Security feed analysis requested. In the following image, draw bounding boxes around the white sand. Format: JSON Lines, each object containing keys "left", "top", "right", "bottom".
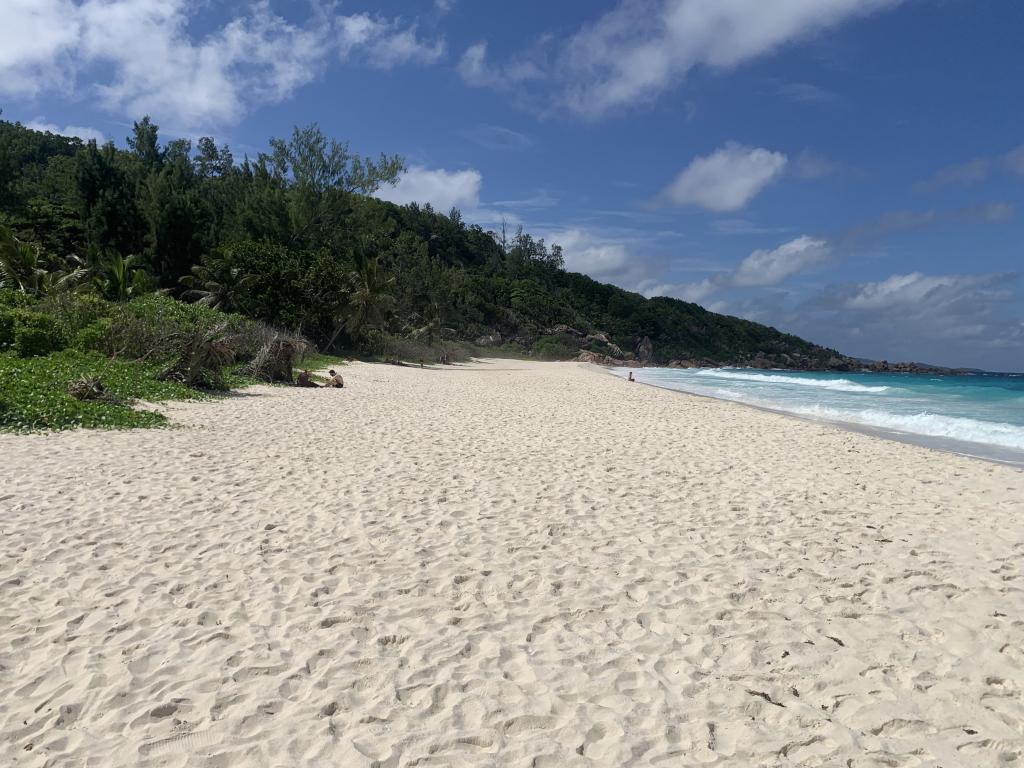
{"left": 2, "top": 359, "right": 1023, "bottom": 767}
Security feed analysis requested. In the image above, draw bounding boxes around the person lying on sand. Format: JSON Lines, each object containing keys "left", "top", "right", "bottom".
{"left": 296, "top": 370, "right": 321, "bottom": 388}
{"left": 324, "top": 370, "right": 345, "bottom": 388}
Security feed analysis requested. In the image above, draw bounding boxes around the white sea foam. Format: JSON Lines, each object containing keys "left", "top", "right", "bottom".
{"left": 692, "top": 368, "right": 890, "bottom": 393}
{"left": 624, "top": 366, "right": 1024, "bottom": 455}
{"left": 789, "top": 406, "right": 1024, "bottom": 451}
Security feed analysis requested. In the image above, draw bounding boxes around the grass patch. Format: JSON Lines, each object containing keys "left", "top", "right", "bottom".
{"left": 0, "top": 349, "right": 203, "bottom": 432}
{"left": 297, "top": 352, "right": 349, "bottom": 372}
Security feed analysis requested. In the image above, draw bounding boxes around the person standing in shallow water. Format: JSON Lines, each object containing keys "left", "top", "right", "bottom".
{"left": 628, "top": 371, "right": 635, "bottom": 382}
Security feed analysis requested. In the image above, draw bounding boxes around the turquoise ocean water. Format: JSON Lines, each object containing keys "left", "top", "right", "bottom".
{"left": 614, "top": 367, "right": 1024, "bottom": 466}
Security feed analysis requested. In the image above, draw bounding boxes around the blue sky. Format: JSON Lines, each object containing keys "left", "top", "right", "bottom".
{"left": 2, "top": 0, "right": 1022, "bottom": 370}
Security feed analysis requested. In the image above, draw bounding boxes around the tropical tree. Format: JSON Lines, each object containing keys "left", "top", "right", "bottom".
{"left": 267, "top": 123, "right": 405, "bottom": 195}
{"left": 322, "top": 245, "right": 394, "bottom": 352}
{"left": 179, "top": 259, "right": 254, "bottom": 312}
{"left": 406, "top": 298, "right": 448, "bottom": 348}
{"left": 94, "top": 252, "right": 150, "bottom": 301}
{"left": 345, "top": 249, "right": 395, "bottom": 334}
{"left": 0, "top": 225, "right": 47, "bottom": 294}
{"left": 0, "top": 225, "right": 88, "bottom": 295}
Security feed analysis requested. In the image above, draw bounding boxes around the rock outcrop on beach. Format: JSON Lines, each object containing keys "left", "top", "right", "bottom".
{"left": 575, "top": 350, "right": 629, "bottom": 366}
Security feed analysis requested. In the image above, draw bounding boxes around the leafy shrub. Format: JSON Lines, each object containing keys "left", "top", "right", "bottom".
{"left": 533, "top": 333, "right": 580, "bottom": 360}
{"left": 387, "top": 336, "right": 477, "bottom": 364}
{"left": 0, "top": 289, "right": 36, "bottom": 309}
{"left": 104, "top": 294, "right": 228, "bottom": 361}
{"left": 358, "top": 328, "right": 386, "bottom": 357}
{"left": 74, "top": 317, "right": 113, "bottom": 352}
{"left": 0, "top": 309, "right": 14, "bottom": 350}
{"left": 11, "top": 311, "right": 66, "bottom": 357}
{"left": 0, "top": 349, "right": 199, "bottom": 431}
{"left": 36, "top": 293, "right": 114, "bottom": 341}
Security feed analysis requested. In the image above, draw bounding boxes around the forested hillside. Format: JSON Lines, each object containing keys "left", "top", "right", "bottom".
{"left": 0, "top": 118, "right": 852, "bottom": 368}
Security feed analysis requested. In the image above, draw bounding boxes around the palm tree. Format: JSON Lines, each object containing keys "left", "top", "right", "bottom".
{"left": 345, "top": 249, "right": 395, "bottom": 335}
{"left": 406, "top": 299, "right": 448, "bottom": 348}
{"left": 94, "top": 253, "right": 147, "bottom": 301}
{"left": 0, "top": 226, "right": 89, "bottom": 296}
{"left": 0, "top": 225, "right": 47, "bottom": 295}
{"left": 180, "top": 261, "right": 254, "bottom": 311}
{"left": 324, "top": 245, "right": 395, "bottom": 353}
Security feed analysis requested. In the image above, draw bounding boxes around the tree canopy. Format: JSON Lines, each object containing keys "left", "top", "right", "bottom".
{"left": 0, "top": 117, "right": 850, "bottom": 367}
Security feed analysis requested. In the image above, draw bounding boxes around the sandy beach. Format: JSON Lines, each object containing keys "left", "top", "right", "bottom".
{"left": 2, "top": 359, "right": 1023, "bottom": 767}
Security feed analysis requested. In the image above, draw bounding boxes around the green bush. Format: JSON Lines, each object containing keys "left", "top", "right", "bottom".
{"left": 0, "top": 309, "right": 15, "bottom": 350}
{"left": 0, "top": 289, "right": 35, "bottom": 310}
{"left": 385, "top": 336, "right": 479, "bottom": 364}
{"left": 11, "top": 311, "right": 66, "bottom": 357}
{"left": 358, "top": 329, "right": 386, "bottom": 358}
{"left": 0, "top": 349, "right": 200, "bottom": 432}
{"left": 533, "top": 333, "right": 580, "bottom": 360}
{"left": 36, "top": 293, "right": 114, "bottom": 342}
{"left": 74, "top": 317, "right": 113, "bottom": 352}
{"left": 105, "top": 295, "right": 230, "bottom": 361}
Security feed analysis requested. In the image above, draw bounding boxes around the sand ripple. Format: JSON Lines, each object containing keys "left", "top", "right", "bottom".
{"left": 1, "top": 360, "right": 1023, "bottom": 766}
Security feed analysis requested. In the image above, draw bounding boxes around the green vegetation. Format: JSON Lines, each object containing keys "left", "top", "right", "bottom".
{"left": 0, "top": 290, "right": 308, "bottom": 432}
{"left": 0, "top": 117, "right": 853, "bottom": 431}
{"left": 0, "top": 350, "right": 197, "bottom": 431}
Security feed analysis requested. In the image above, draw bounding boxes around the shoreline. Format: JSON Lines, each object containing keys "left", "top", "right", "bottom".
{"left": 598, "top": 364, "right": 1024, "bottom": 469}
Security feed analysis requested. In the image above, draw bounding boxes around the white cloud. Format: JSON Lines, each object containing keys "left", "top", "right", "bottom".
{"left": 376, "top": 165, "right": 482, "bottom": 212}
{"left": 24, "top": 119, "right": 105, "bottom": 143}
{"left": 0, "top": 0, "right": 79, "bottom": 96}
{"left": 0, "top": 1, "right": 444, "bottom": 130}
{"left": 370, "top": 26, "right": 444, "bottom": 68}
{"left": 458, "top": 42, "right": 544, "bottom": 89}
{"left": 338, "top": 14, "right": 444, "bottom": 69}
{"left": 841, "top": 272, "right": 1005, "bottom": 311}
{"left": 665, "top": 143, "right": 787, "bottom": 211}
{"left": 435, "top": 0, "right": 456, "bottom": 13}
{"left": 657, "top": 235, "right": 828, "bottom": 302}
{"left": 71, "top": 0, "right": 329, "bottom": 128}
{"left": 548, "top": 229, "right": 633, "bottom": 279}
{"left": 732, "top": 236, "right": 830, "bottom": 287}
{"left": 559, "top": 0, "right": 903, "bottom": 117}
{"left": 531, "top": 226, "right": 680, "bottom": 292}
{"left": 791, "top": 271, "right": 1023, "bottom": 369}
{"left": 655, "top": 278, "right": 717, "bottom": 302}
